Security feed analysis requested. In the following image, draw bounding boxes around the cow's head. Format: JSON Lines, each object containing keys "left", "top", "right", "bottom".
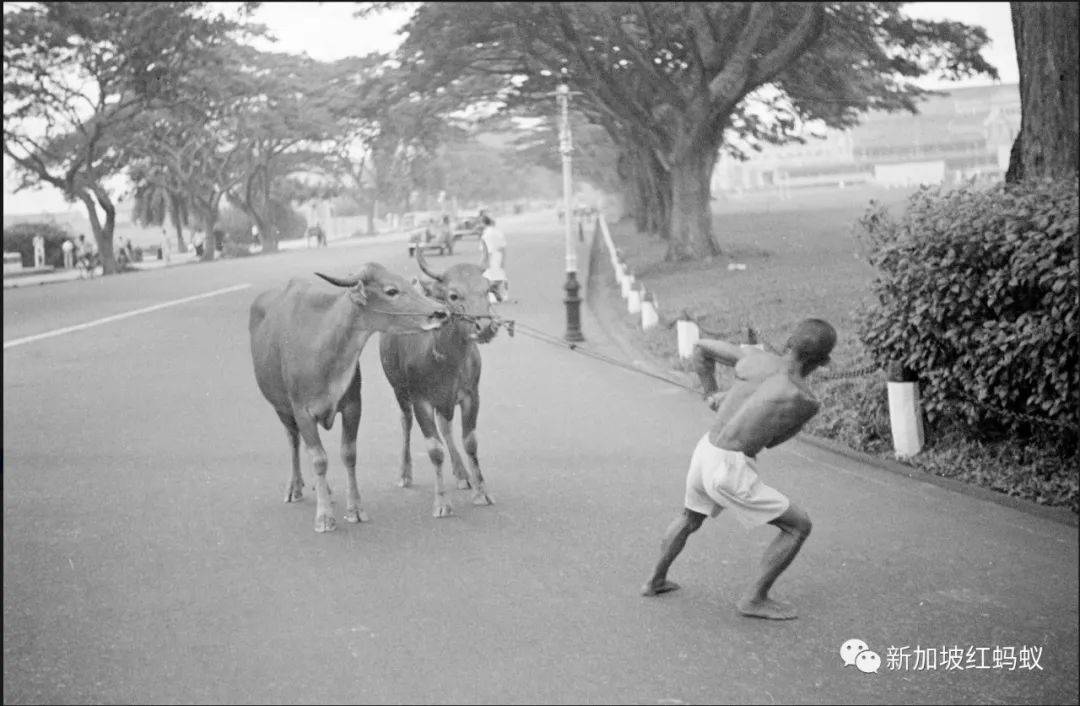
{"left": 315, "top": 262, "right": 448, "bottom": 334}
{"left": 414, "top": 247, "right": 499, "bottom": 343}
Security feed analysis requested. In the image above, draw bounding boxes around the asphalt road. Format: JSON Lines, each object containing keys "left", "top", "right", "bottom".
{"left": 4, "top": 211, "right": 1078, "bottom": 704}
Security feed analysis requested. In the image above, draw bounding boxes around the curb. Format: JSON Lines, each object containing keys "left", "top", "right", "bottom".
{"left": 585, "top": 218, "right": 1078, "bottom": 529}
{"left": 796, "top": 432, "right": 1078, "bottom": 528}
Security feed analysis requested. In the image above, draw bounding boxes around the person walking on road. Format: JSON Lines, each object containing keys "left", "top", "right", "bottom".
{"left": 62, "top": 237, "right": 74, "bottom": 270}
{"left": 160, "top": 228, "right": 172, "bottom": 265}
{"left": 32, "top": 233, "right": 45, "bottom": 269}
{"left": 75, "top": 234, "right": 96, "bottom": 277}
{"left": 641, "top": 318, "right": 837, "bottom": 621}
{"left": 479, "top": 215, "right": 508, "bottom": 303}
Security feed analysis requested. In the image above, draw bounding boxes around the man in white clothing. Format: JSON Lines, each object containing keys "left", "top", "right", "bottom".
{"left": 479, "top": 215, "right": 508, "bottom": 303}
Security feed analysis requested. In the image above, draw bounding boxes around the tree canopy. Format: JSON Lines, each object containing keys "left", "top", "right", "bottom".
{"left": 392, "top": 2, "right": 998, "bottom": 260}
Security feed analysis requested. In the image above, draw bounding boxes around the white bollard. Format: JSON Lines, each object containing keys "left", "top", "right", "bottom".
{"left": 627, "top": 288, "right": 642, "bottom": 314}
{"left": 887, "top": 381, "right": 925, "bottom": 459}
{"left": 676, "top": 320, "right": 700, "bottom": 360}
{"left": 621, "top": 274, "right": 635, "bottom": 299}
{"left": 641, "top": 300, "right": 659, "bottom": 330}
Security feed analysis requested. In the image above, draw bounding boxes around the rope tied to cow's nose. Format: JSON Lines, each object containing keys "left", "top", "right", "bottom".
{"left": 450, "top": 311, "right": 516, "bottom": 337}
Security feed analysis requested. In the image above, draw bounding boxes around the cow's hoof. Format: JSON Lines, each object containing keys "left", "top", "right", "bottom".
{"left": 344, "top": 507, "right": 369, "bottom": 523}
{"left": 398, "top": 476, "right": 413, "bottom": 488}
{"left": 472, "top": 492, "right": 494, "bottom": 506}
{"left": 314, "top": 513, "right": 337, "bottom": 533}
{"left": 433, "top": 503, "right": 454, "bottom": 518}
{"left": 456, "top": 478, "right": 471, "bottom": 490}
{"left": 284, "top": 482, "right": 304, "bottom": 503}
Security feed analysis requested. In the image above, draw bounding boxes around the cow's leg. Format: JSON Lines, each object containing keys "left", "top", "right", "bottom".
{"left": 436, "top": 406, "right": 470, "bottom": 490}
{"left": 413, "top": 400, "right": 453, "bottom": 518}
{"left": 279, "top": 413, "right": 305, "bottom": 503}
{"left": 296, "top": 415, "right": 335, "bottom": 533}
{"left": 340, "top": 397, "right": 369, "bottom": 524}
{"left": 395, "top": 389, "right": 414, "bottom": 488}
{"left": 460, "top": 389, "right": 493, "bottom": 506}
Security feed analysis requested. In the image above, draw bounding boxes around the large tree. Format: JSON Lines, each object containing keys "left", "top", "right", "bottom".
{"left": 392, "top": 2, "right": 997, "bottom": 261}
{"left": 1004, "top": 2, "right": 1079, "bottom": 183}
{"left": 2, "top": 2, "right": 249, "bottom": 273}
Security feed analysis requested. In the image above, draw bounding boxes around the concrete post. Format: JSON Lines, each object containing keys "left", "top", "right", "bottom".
{"left": 641, "top": 299, "right": 659, "bottom": 330}
{"left": 677, "top": 320, "right": 700, "bottom": 360}
{"left": 627, "top": 287, "right": 642, "bottom": 314}
{"left": 887, "top": 362, "right": 924, "bottom": 459}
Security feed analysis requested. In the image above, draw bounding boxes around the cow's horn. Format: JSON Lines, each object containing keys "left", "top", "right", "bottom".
{"left": 416, "top": 245, "right": 444, "bottom": 282}
{"left": 315, "top": 272, "right": 359, "bottom": 288}
{"left": 315, "top": 264, "right": 377, "bottom": 289}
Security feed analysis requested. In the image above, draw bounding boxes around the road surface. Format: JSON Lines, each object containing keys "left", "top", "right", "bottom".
{"left": 4, "top": 210, "right": 1077, "bottom": 704}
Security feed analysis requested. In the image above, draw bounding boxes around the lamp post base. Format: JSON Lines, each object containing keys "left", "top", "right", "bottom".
{"left": 564, "top": 271, "right": 585, "bottom": 343}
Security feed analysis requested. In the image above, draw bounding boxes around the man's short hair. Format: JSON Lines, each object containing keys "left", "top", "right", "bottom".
{"left": 785, "top": 318, "right": 836, "bottom": 365}
{"left": 482, "top": 215, "right": 494, "bottom": 226}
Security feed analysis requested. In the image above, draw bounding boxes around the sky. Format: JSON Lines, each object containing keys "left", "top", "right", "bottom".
{"left": 2, "top": 2, "right": 1019, "bottom": 215}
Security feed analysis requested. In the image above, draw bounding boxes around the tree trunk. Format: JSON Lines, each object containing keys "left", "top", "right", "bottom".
{"left": 254, "top": 211, "right": 278, "bottom": 253}
{"left": 198, "top": 196, "right": 221, "bottom": 262}
{"left": 169, "top": 197, "right": 187, "bottom": 253}
{"left": 1006, "top": 2, "right": 1079, "bottom": 182}
{"left": 80, "top": 190, "right": 118, "bottom": 275}
{"left": 665, "top": 142, "right": 720, "bottom": 261}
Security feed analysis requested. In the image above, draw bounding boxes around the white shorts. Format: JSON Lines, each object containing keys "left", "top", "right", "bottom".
{"left": 684, "top": 433, "right": 790, "bottom": 528}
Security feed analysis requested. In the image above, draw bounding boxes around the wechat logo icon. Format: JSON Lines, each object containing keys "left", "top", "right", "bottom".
{"left": 841, "top": 638, "right": 881, "bottom": 674}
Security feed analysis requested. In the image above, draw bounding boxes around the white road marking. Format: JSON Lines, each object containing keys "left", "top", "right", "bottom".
{"left": 3, "top": 283, "right": 252, "bottom": 349}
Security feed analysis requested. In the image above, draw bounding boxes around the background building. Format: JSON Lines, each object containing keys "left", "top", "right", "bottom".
{"left": 712, "top": 84, "right": 1020, "bottom": 194}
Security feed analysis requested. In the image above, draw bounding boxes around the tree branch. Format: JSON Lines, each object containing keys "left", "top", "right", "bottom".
{"left": 747, "top": 4, "right": 826, "bottom": 86}
{"left": 706, "top": 2, "right": 773, "bottom": 102}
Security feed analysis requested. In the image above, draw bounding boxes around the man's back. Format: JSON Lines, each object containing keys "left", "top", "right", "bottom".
{"left": 709, "top": 351, "right": 820, "bottom": 456}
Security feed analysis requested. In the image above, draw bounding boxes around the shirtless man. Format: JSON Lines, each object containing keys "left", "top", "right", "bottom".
{"left": 641, "top": 318, "right": 836, "bottom": 620}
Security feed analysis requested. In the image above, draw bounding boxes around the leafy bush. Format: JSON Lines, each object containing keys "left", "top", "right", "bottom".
{"left": 857, "top": 178, "right": 1078, "bottom": 448}
{"left": 3, "top": 222, "right": 71, "bottom": 268}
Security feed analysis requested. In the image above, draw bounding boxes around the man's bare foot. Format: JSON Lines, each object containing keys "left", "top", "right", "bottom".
{"left": 641, "top": 579, "right": 681, "bottom": 597}
{"left": 736, "top": 597, "right": 798, "bottom": 620}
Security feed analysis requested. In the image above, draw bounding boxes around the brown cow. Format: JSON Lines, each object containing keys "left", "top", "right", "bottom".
{"left": 379, "top": 248, "right": 502, "bottom": 517}
{"left": 249, "top": 263, "right": 449, "bottom": 533}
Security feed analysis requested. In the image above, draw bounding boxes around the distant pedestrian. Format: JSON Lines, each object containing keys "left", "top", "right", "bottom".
{"left": 251, "top": 224, "right": 261, "bottom": 248}
{"left": 62, "top": 238, "right": 74, "bottom": 270}
{"left": 479, "top": 215, "right": 508, "bottom": 303}
{"left": 160, "top": 228, "right": 172, "bottom": 265}
{"left": 75, "top": 234, "right": 95, "bottom": 277}
{"left": 214, "top": 229, "right": 225, "bottom": 253}
{"left": 193, "top": 230, "right": 205, "bottom": 258}
{"left": 32, "top": 233, "right": 45, "bottom": 269}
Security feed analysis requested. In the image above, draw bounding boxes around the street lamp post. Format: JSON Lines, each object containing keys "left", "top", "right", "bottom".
{"left": 557, "top": 83, "right": 584, "bottom": 343}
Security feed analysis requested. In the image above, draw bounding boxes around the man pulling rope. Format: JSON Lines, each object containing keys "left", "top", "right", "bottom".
{"left": 641, "top": 318, "right": 837, "bottom": 620}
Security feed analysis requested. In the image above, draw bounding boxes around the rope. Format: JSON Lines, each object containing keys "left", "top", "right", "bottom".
{"left": 511, "top": 320, "right": 700, "bottom": 394}
{"left": 942, "top": 386, "right": 1080, "bottom": 434}
{"left": 479, "top": 313, "right": 1076, "bottom": 433}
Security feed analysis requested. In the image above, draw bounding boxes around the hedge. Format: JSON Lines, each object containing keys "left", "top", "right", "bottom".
{"left": 3, "top": 222, "right": 72, "bottom": 268}
{"left": 857, "top": 178, "right": 1079, "bottom": 449}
